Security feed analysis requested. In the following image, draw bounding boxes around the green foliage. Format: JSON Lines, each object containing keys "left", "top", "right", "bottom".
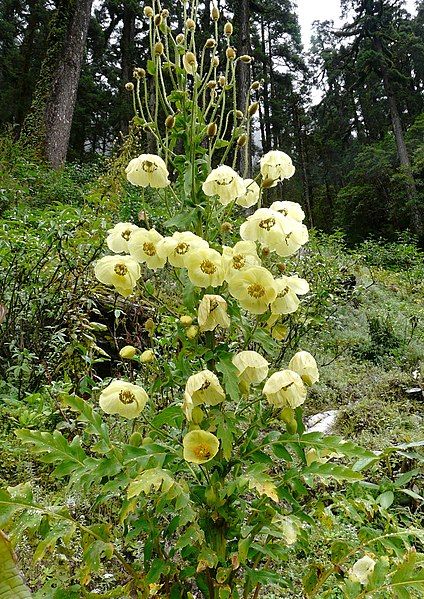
{"left": 0, "top": 531, "right": 32, "bottom": 598}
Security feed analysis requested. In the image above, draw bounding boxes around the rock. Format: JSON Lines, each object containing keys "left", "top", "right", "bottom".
{"left": 306, "top": 410, "right": 339, "bottom": 434}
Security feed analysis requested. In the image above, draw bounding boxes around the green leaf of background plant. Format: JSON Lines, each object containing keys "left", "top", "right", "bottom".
{"left": 0, "top": 530, "right": 32, "bottom": 598}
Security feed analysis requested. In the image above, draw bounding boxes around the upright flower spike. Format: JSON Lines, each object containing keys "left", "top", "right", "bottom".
{"left": 128, "top": 228, "right": 166, "bottom": 270}
{"left": 157, "top": 231, "right": 209, "bottom": 268}
{"left": 228, "top": 265, "right": 277, "bottom": 314}
{"left": 270, "top": 201, "right": 305, "bottom": 222}
{"left": 232, "top": 351, "right": 269, "bottom": 385}
{"left": 198, "top": 294, "right": 230, "bottom": 332}
{"left": 185, "top": 370, "right": 225, "bottom": 406}
{"left": 270, "top": 275, "right": 310, "bottom": 315}
{"left": 94, "top": 255, "right": 141, "bottom": 298}
{"left": 106, "top": 222, "right": 140, "bottom": 253}
{"left": 126, "top": 154, "right": 170, "bottom": 188}
{"left": 222, "top": 241, "right": 261, "bottom": 281}
{"left": 202, "top": 165, "right": 247, "bottom": 206}
{"left": 99, "top": 380, "right": 148, "bottom": 419}
{"left": 236, "top": 179, "right": 260, "bottom": 208}
{"left": 288, "top": 351, "right": 319, "bottom": 386}
{"left": 185, "top": 247, "right": 225, "bottom": 288}
{"left": 183, "top": 430, "right": 219, "bottom": 464}
{"left": 260, "top": 150, "right": 295, "bottom": 187}
{"left": 263, "top": 370, "right": 307, "bottom": 409}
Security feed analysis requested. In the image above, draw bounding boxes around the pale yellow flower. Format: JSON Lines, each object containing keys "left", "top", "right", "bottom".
{"left": 236, "top": 179, "right": 260, "bottom": 208}
{"left": 126, "top": 154, "right": 170, "bottom": 188}
{"left": 183, "top": 430, "right": 219, "bottom": 464}
{"left": 260, "top": 150, "right": 295, "bottom": 187}
{"left": 185, "top": 370, "right": 225, "bottom": 406}
{"left": 270, "top": 201, "right": 305, "bottom": 222}
{"left": 228, "top": 266, "right": 277, "bottom": 314}
{"left": 222, "top": 241, "right": 261, "bottom": 281}
{"left": 185, "top": 247, "right": 225, "bottom": 288}
{"left": 94, "top": 255, "right": 141, "bottom": 297}
{"left": 288, "top": 351, "right": 319, "bottom": 386}
{"left": 99, "top": 380, "right": 148, "bottom": 419}
{"left": 119, "top": 345, "right": 137, "bottom": 359}
{"left": 273, "top": 220, "right": 309, "bottom": 257}
{"left": 263, "top": 370, "right": 307, "bottom": 409}
{"left": 349, "top": 556, "right": 376, "bottom": 585}
{"left": 239, "top": 208, "right": 286, "bottom": 251}
{"left": 198, "top": 294, "right": 230, "bottom": 332}
{"left": 157, "top": 231, "right": 209, "bottom": 268}
{"left": 182, "top": 391, "right": 195, "bottom": 421}
{"left": 232, "top": 351, "right": 269, "bottom": 385}
{"left": 270, "top": 275, "right": 309, "bottom": 315}
{"left": 183, "top": 51, "right": 198, "bottom": 74}
{"left": 202, "top": 165, "right": 247, "bottom": 206}
{"left": 128, "top": 228, "right": 166, "bottom": 270}
{"left": 106, "top": 222, "right": 140, "bottom": 253}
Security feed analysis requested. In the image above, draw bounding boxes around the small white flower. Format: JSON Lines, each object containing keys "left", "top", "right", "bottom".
{"left": 349, "top": 555, "right": 376, "bottom": 586}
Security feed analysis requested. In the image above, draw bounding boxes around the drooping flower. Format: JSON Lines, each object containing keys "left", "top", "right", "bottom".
{"left": 99, "top": 380, "right": 148, "bottom": 419}
{"left": 270, "top": 201, "right": 305, "bottom": 222}
{"left": 183, "top": 430, "right": 220, "bottom": 464}
{"left": 94, "top": 255, "right": 141, "bottom": 297}
{"left": 228, "top": 266, "right": 277, "bottom": 314}
{"left": 349, "top": 556, "right": 376, "bottom": 586}
{"left": 270, "top": 275, "right": 310, "bottom": 315}
{"left": 128, "top": 228, "right": 166, "bottom": 270}
{"left": 288, "top": 351, "right": 319, "bottom": 386}
{"left": 185, "top": 247, "right": 225, "bottom": 288}
{"left": 157, "top": 231, "right": 209, "bottom": 268}
{"left": 198, "top": 294, "right": 230, "bottom": 332}
{"left": 126, "top": 154, "right": 170, "bottom": 188}
{"left": 236, "top": 179, "right": 260, "bottom": 208}
{"left": 106, "top": 222, "right": 140, "bottom": 253}
{"left": 260, "top": 150, "right": 295, "bottom": 186}
{"left": 263, "top": 370, "right": 307, "bottom": 409}
{"left": 202, "top": 165, "right": 247, "bottom": 206}
{"left": 232, "top": 351, "right": 269, "bottom": 385}
{"left": 185, "top": 370, "right": 225, "bottom": 407}
{"left": 222, "top": 241, "right": 261, "bottom": 281}
{"left": 119, "top": 345, "right": 137, "bottom": 359}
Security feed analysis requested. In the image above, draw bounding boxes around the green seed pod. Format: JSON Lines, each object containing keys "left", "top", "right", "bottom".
{"left": 129, "top": 432, "right": 143, "bottom": 447}
{"left": 207, "top": 122, "right": 218, "bottom": 137}
{"left": 165, "top": 114, "right": 175, "bottom": 129}
{"left": 248, "top": 101, "right": 259, "bottom": 116}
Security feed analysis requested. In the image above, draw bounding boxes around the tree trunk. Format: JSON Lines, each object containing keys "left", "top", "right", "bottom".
{"left": 293, "top": 100, "right": 313, "bottom": 227}
{"left": 234, "top": 0, "right": 251, "bottom": 176}
{"left": 260, "top": 16, "right": 271, "bottom": 151}
{"left": 120, "top": 2, "right": 136, "bottom": 135}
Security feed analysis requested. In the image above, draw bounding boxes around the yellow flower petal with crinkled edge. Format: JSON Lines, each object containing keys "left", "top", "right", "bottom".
{"left": 156, "top": 231, "right": 209, "bottom": 268}
{"left": 198, "top": 294, "right": 230, "bottom": 332}
{"left": 232, "top": 351, "right": 269, "bottom": 385}
{"left": 106, "top": 222, "right": 140, "bottom": 253}
{"left": 222, "top": 241, "right": 261, "bottom": 282}
{"left": 288, "top": 351, "right": 319, "bottom": 386}
{"left": 185, "top": 370, "right": 225, "bottom": 407}
{"left": 185, "top": 247, "right": 225, "bottom": 288}
{"left": 128, "top": 228, "right": 166, "bottom": 270}
{"left": 260, "top": 150, "right": 295, "bottom": 187}
{"left": 236, "top": 179, "right": 260, "bottom": 208}
{"left": 183, "top": 430, "right": 220, "bottom": 464}
{"left": 202, "top": 165, "right": 247, "bottom": 206}
{"left": 99, "top": 380, "right": 148, "bottom": 419}
{"left": 228, "top": 266, "right": 277, "bottom": 314}
{"left": 94, "top": 255, "right": 141, "bottom": 297}
{"left": 270, "top": 275, "right": 309, "bottom": 315}
{"left": 270, "top": 201, "right": 305, "bottom": 222}
{"left": 125, "top": 154, "right": 170, "bottom": 188}
{"left": 263, "top": 370, "right": 307, "bottom": 409}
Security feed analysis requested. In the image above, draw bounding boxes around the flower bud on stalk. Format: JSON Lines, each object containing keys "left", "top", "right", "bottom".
{"left": 226, "top": 47, "right": 236, "bottom": 60}
{"left": 141, "top": 349, "right": 155, "bottom": 363}
{"left": 211, "top": 5, "right": 220, "bottom": 20}
{"left": 180, "top": 315, "right": 193, "bottom": 326}
{"left": 186, "top": 325, "right": 198, "bottom": 339}
{"left": 144, "top": 318, "right": 155, "bottom": 335}
{"left": 186, "top": 18, "right": 195, "bottom": 30}
{"left": 207, "top": 123, "right": 218, "bottom": 137}
{"left": 240, "top": 55, "right": 252, "bottom": 63}
{"left": 224, "top": 22, "right": 233, "bottom": 36}
{"left": 221, "top": 222, "right": 233, "bottom": 233}
{"left": 248, "top": 102, "right": 259, "bottom": 116}
{"left": 218, "top": 75, "right": 226, "bottom": 86}
{"left": 161, "top": 9, "right": 169, "bottom": 18}
{"left": 235, "top": 109, "right": 244, "bottom": 119}
{"left": 212, "top": 56, "right": 219, "bottom": 67}
{"left": 165, "top": 115, "right": 175, "bottom": 129}
{"left": 176, "top": 33, "right": 185, "bottom": 44}
{"left": 207, "top": 80, "right": 217, "bottom": 89}
{"left": 251, "top": 80, "right": 260, "bottom": 90}
{"left": 154, "top": 14, "right": 162, "bottom": 26}
{"left": 262, "top": 247, "right": 270, "bottom": 257}
{"left": 125, "top": 82, "right": 134, "bottom": 91}
{"left": 143, "top": 6, "right": 154, "bottom": 18}
{"left": 237, "top": 134, "right": 247, "bottom": 147}
{"left": 154, "top": 42, "right": 164, "bottom": 55}
{"left": 133, "top": 67, "right": 146, "bottom": 79}
{"left": 119, "top": 345, "right": 137, "bottom": 359}
{"left": 205, "top": 38, "right": 216, "bottom": 48}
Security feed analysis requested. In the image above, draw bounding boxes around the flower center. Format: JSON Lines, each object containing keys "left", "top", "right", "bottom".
{"left": 281, "top": 209, "right": 288, "bottom": 217}
{"left": 194, "top": 444, "right": 212, "bottom": 459}
{"left": 209, "top": 299, "right": 219, "bottom": 311}
{"left": 200, "top": 260, "right": 217, "bottom": 275}
{"left": 119, "top": 389, "right": 136, "bottom": 404}
{"left": 284, "top": 232, "right": 292, "bottom": 245}
{"left": 176, "top": 242, "right": 189, "bottom": 255}
{"left": 121, "top": 229, "right": 132, "bottom": 241}
{"left": 200, "top": 380, "right": 211, "bottom": 391}
{"left": 143, "top": 242, "right": 156, "bottom": 256}
{"left": 278, "top": 286, "right": 290, "bottom": 298}
{"left": 247, "top": 283, "right": 266, "bottom": 298}
{"left": 114, "top": 264, "right": 128, "bottom": 276}
{"left": 259, "top": 218, "right": 276, "bottom": 231}
{"left": 232, "top": 254, "right": 245, "bottom": 269}
{"left": 217, "top": 177, "right": 234, "bottom": 186}
{"left": 142, "top": 160, "right": 158, "bottom": 173}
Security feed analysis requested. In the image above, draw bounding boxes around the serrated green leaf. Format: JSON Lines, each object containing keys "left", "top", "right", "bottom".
{"left": 303, "top": 461, "right": 363, "bottom": 481}
{"left": 128, "top": 468, "right": 175, "bottom": 498}
{"left": 216, "top": 355, "right": 239, "bottom": 402}
{"left": 0, "top": 530, "right": 32, "bottom": 598}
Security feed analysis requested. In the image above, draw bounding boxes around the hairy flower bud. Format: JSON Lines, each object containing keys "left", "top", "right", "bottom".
{"left": 154, "top": 14, "right": 162, "bottom": 26}
{"left": 212, "top": 56, "right": 219, "bottom": 67}
{"left": 207, "top": 122, "right": 217, "bottom": 137}
{"left": 125, "top": 82, "right": 134, "bottom": 91}
{"left": 186, "top": 325, "right": 198, "bottom": 340}
{"left": 262, "top": 246, "right": 270, "bottom": 257}
{"left": 161, "top": 8, "right": 169, "bottom": 18}
{"left": 205, "top": 38, "right": 216, "bottom": 48}
{"left": 248, "top": 101, "right": 259, "bottom": 116}
{"left": 218, "top": 75, "right": 226, "bottom": 86}
{"left": 226, "top": 47, "right": 236, "bottom": 60}
{"left": 220, "top": 222, "right": 233, "bottom": 233}
{"left": 176, "top": 33, "right": 185, "bottom": 44}
{"left": 144, "top": 318, "right": 155, "bottom": 334}
{"left": 183, "top": 51, "right": 197, "bottom": 74}
{"left": 237, "top": 134, "right": 247, "bottom": 147}
{"left": 235, "top": 109, "right": 244, "bottom": 119}
{"left": 277, "top": 263, "right": 286, "bottom": 273}
{"left": 211, "top": 5, "right": 220, "bottom": 20}
{"left": 133, "top": 67, "right": 146, "bottom": 79}
{"left": 119, "top": 345, "right": 137, "bottom": 359}
{"left": 207, "top": 80, "right": 217, "bottom": 89}
{"left": 186, "top": 18, "right": 195, "bottom": 30}
{"left": 154, "top": 41, "right": 164, "bottom": 55}
{"left": 141, "top": 349, "right": 155, "bottom": 363}
{"left": 240, "top": 54, "right": 253, "bottom": 63}
{"left": 165, "top": 115, "right": 175, "bottom": 129}
{"left": 224, "top": 22, "right": 233, "bottom": 36}
{"left": 180, "top": 315, "right": 193, "bottom": 326}
{"left": 143, "top": 6, "right": 154, "bottom": 18}
{"left": 251, "top": 80, "right": 260, "bottom": 90}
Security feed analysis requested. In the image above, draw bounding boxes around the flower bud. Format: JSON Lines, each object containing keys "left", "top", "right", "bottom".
{"left": 205, "top": 38, "right": 216, "bottom": 48}
{"left": 133, "top": 67, "right": 146, "bottom": 79}
{"left": 220, "top": 222, "right": 233, "bottom": 233}
{"left": 154, "top": 42, "right": 164, "bottom": 55}
{"left": 226, "top": 47, "right": 236, "bottom": 60}
{"left": 235, "top": 109, "right": 244, "bottom": 119}
{"left": 141, "top": 349, "right": 155, "bottom": 363}
{"left": 248, "top": 101, "right": 259, "bottom": 116}
{"left": 207, "top": 122, "right": 217, "bottom": 137}
{"left": 186, "top": 325, "right": 198, "bottom": 340}
{"left": 218, "top": 75, "right": 226, "bottom": 86}
{"left": 143, "top": 6, "right": 154, "bottom": 18}
{"left": 262, "top": 177, "right": 275, "bottom": 189}
{"left": 144, "top": 318, "right": 155, "bottom": 334}
{"left": 212, "top": 56, "right": 219, "bottom": 67}
{"left": 125, "top": 82, "right": 134, "bottom": 91}
{"left": 277, "top": 263, "right": 286, "bottom": 273}
{"left": 180, "top": 315, "right": 193, "bottom": 326}
{"left": 154, "top": 14, "right": 162, "bottom": 27}
{"left": 176, "top": 33, "right": 185, "bottom": 44}
{"left": 224, "top": 22, "right": 233, "bottom": 36}
{"left": 211, "top": 5, "right": 220, "bottom": 20}
{"left": 161, "top": 9, "right": 169, "bottom": 18}
{"left": 207, "top": 80, "right": 217, "bottom": 89}
{"left": 186, "top": 18, "right": 195, "bottom": 30}
{"left": 251, "top": 80, "right": 260, "bottom": 90}
{"left": 237, "top": 134, "right": 247, "bottom": 147}
{"left": 129, "top": 431, "right": 143, "bottom": 446}
{"left": 262, "top": 247, "right": 270, "bottom": 257}
{"left": 119, "top": 345, "right": 137, "bottom": 359}
{"left": 240, "top": 55, "right": 253, "bottom": 64}
{"left": 165, "top": 115, "right": 175, "bottom": 129}
{"left": 183, "top": 51, "right": 197, "bottom": 74}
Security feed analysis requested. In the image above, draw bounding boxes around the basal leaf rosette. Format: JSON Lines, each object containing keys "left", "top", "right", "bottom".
{"left": 128, "top": 228, "right": 166, "bottom": 270}
{"left": 94, "top": 254, "right": 141, "bottom": 297}
{"left": 106, "top": 222, "right": 140, "bottom": 253}
{"left": 228, "top": 266, "right": 277, "bottom": 314}
{"left": 183, "top": 430, "right": 220, "bottom": 464}
{"left": 125, "top": 153, "right": 170, "bottom": 188}
{"left": 202, "top": 165, "right": 247, "bottom": 206}
{"left": 157, "top": 231, "right": 209, "bottom": 268}
{"left": 99, "top": 380, "right": 148, "bottom": 419}
{"left": 260, "top": 150, "right": 295, "bottom": 187}
{"left": 288, "top": 351, "right": 319, "bottom": 386}
{"left": 232, "top": 351, "right": 269, "bottom": 385}
{"left": 198, "top": 294, "right": 230, "bottom": 332}
{"left": 263, "top": 370, "right": 307, "bottom": 409}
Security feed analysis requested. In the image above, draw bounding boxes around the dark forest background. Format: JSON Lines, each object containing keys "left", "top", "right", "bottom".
{"left": 1, "top": 0, "right": 423, "bottom": 242}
